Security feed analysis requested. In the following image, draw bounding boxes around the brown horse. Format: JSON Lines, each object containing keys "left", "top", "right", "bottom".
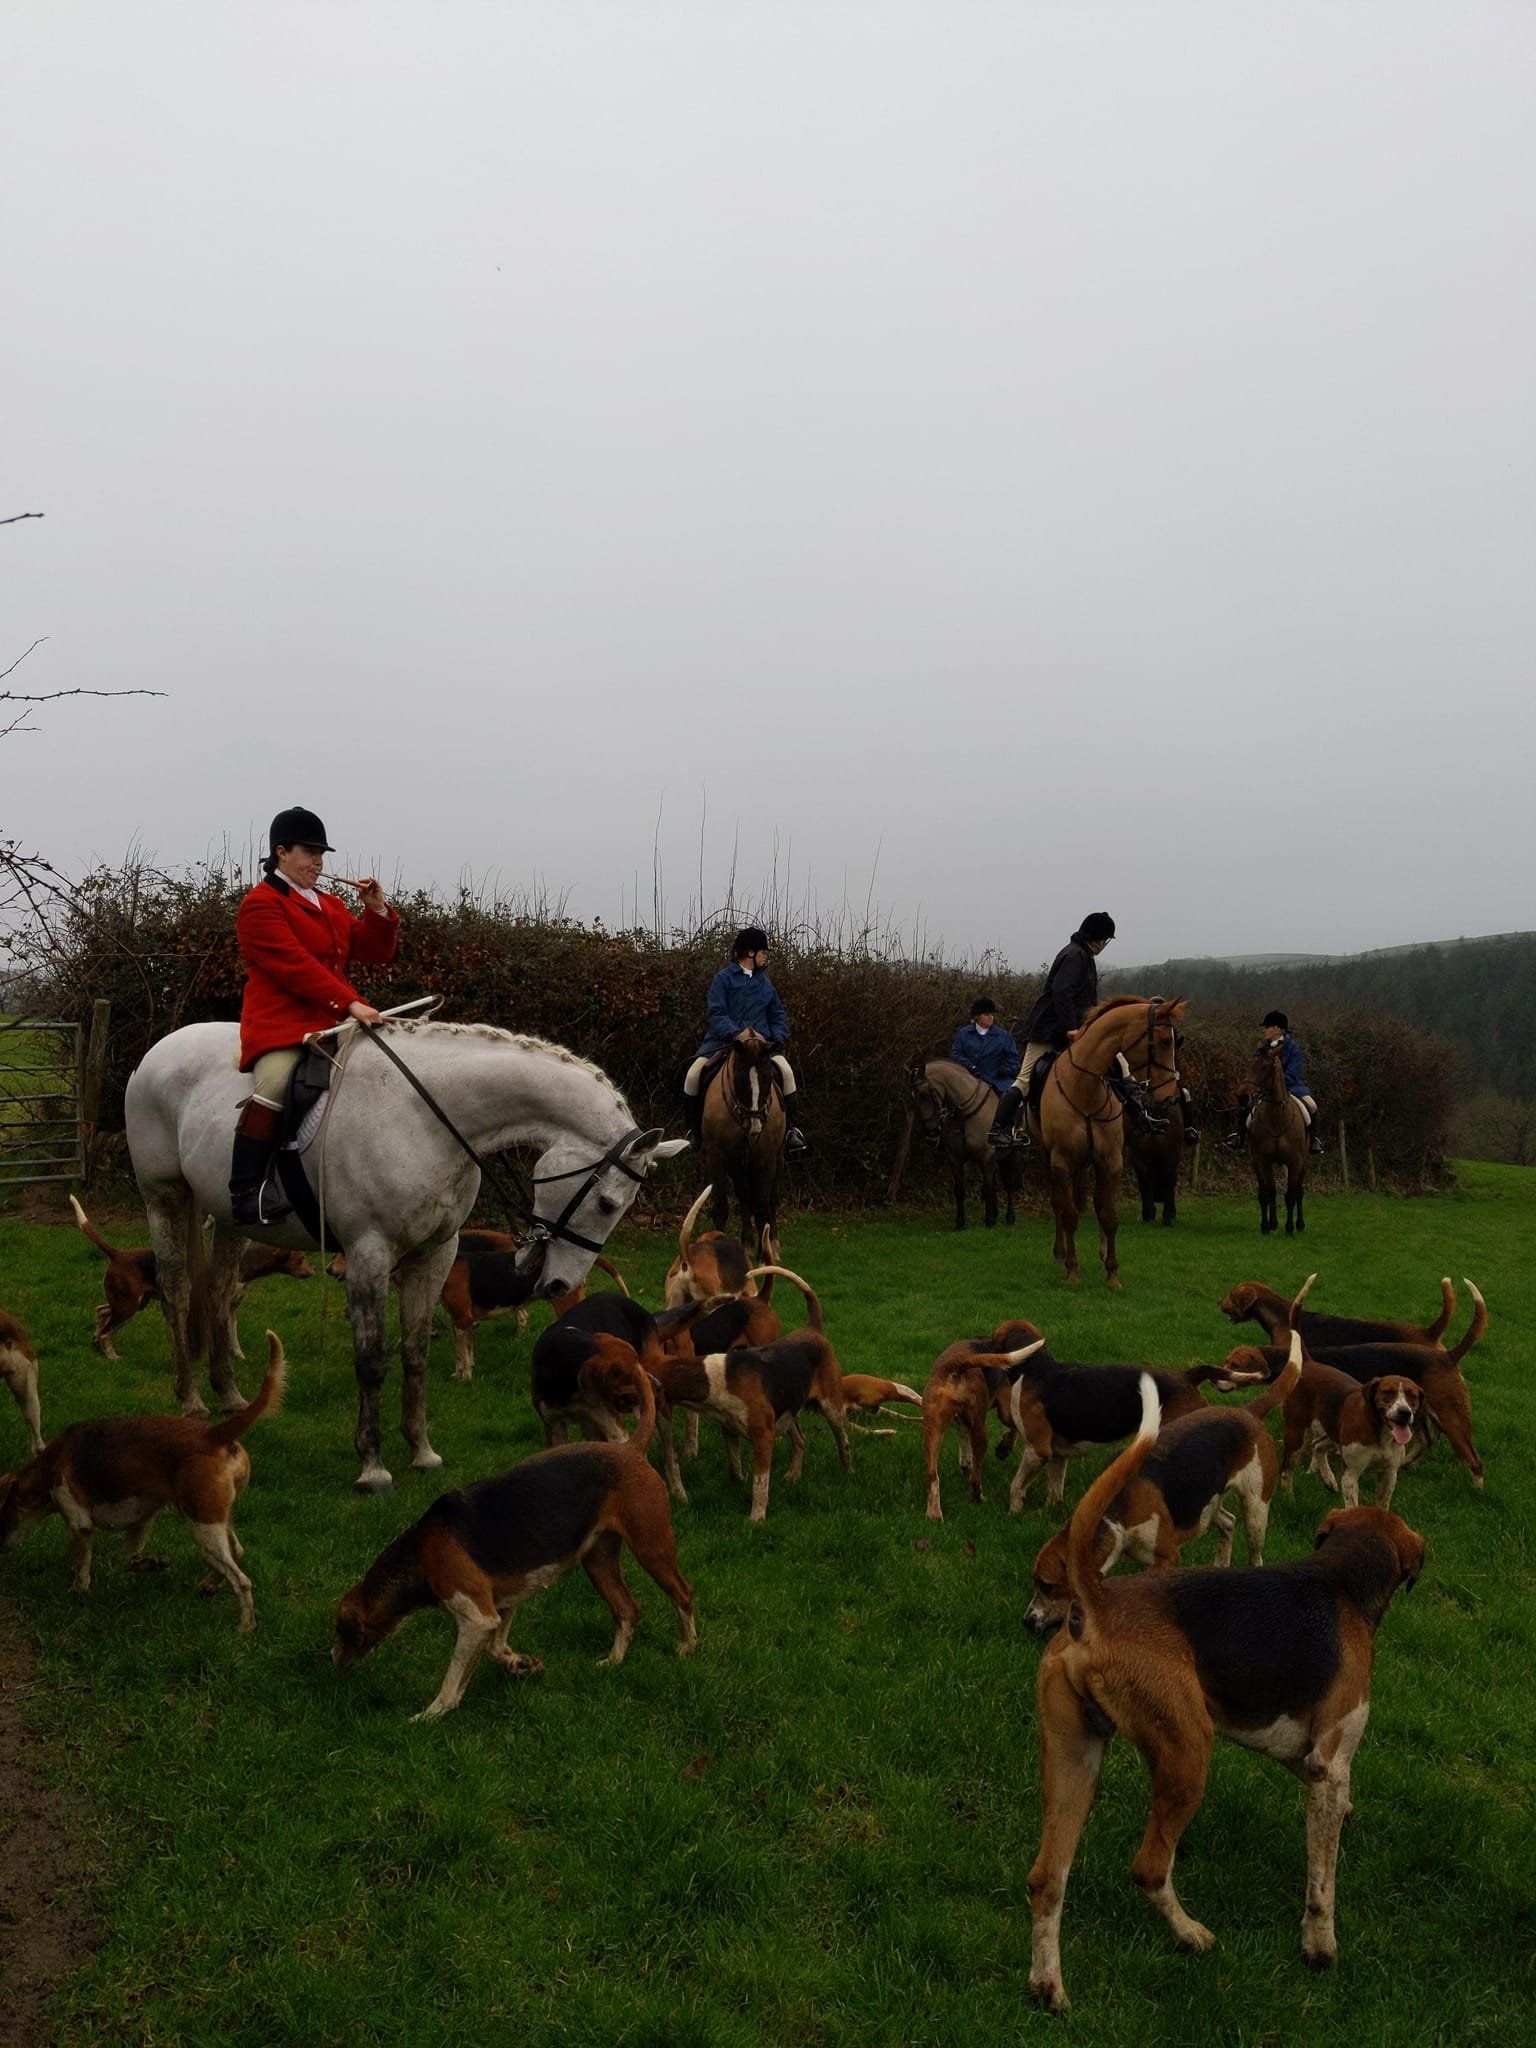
{"left": 909, "top": 1056, "right": 1022, "bottom": 1230}
{"left": 1245, "top": 1044, "right": 1307, "bottom": 1236}
{"left": 699, "top": 1029, "right": 786, "bottom": 1250}
{"left": 1124, "top": 1013, "right": 1186, "bottom": 1227}
{"left": 1026, "top": 996, "right": 1187, "bottom": 1289}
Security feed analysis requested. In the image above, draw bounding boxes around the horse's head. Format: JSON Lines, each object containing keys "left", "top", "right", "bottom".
{"left": 909, "top": 1057, "right": 947, "bottom": 1146}
{"left": 722, "top": 1032, "right": 782, "bottom": 1139}
{"left": 1246, "top": 1044, "right": 1283, "bottom": 1096}
{"left": 519, "top": 1126, "right": 688, "bottom": 1300}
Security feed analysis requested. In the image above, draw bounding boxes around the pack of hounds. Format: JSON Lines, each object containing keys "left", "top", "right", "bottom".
{"left": 0, "top": 1183, "right": 1491, "bottom": 2010}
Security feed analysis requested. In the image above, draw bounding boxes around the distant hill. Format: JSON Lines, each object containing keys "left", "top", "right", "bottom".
{"left": 1113, "top": 932, "right": 1536, "bottom": 1100}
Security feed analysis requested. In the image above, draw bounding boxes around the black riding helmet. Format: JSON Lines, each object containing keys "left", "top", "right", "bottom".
{"left": 1077, "top": 912, "right": 1116, "bottom": 943}
{"left": 733, "top": 926, "right": 769, "bottom": 959}
{"left": 970, "top": 994, "right": 998, "bottom": 1018}
{"left": 1263, "top": 1010, "right": 1289, "bottom": 1030}
{"left": 268, "top": 806, "right": 335, "bottom": 858}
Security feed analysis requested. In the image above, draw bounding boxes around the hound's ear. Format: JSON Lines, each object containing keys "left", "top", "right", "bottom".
{"left": 1399, "top": 1529, "right": 1427, "bottom": 1590}
{"left": 1361, "top": 1377, "right": 1384, "bottom": 1407}
{"left": 1313, "top": 1510, "right": 1342, "bottom": 1549}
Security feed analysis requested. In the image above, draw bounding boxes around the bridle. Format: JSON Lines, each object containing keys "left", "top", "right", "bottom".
{"left": 720, "top": 1038, "right": 782, "bottom": 1140}
{"left": 913, "top": 1059, "right": 992, "bottom": 1141}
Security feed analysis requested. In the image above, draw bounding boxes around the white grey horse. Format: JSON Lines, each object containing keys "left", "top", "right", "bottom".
{"left": 125, "top": 1018, "right": 686, "bottom": 1490}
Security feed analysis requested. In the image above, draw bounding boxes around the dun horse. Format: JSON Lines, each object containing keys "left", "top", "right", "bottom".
{"left": 1123, "top": 1015, "right": 1186, "bottom": 1226}
{"left": 698, "top": 1027, "right": 786, "bottom": 1251}
{"left": 1026, "top": 996, "right": 1188, "bottom": 1289}
{"left": 910, "top": 1056, "right": 1021, "bottom": 1229}
{"left": 125, "top": 1019, "right": 685, "bottom": 1490}
{"left": 1244, "top": 1042, "right": 1307, "bottom": 1235}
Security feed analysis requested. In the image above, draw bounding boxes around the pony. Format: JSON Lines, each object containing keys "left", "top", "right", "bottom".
{"left": 1123, "top": 1014, "right": 1186, "bottom": 1227}
{"left": 697, "top": 1027, "right": 785, "bottom": 1252}
{"left": 125, "top": 1018, "right": 686, "bottom": 1490}
{"left": 1244, "top": 1041, "right": 1307, "bottom": 1236}
{"left": 909, "top": 1055, "right": 1021, "bottom": 1229}
{"left": 1026, "top": 996, "right": 1188, "bottom": 1289}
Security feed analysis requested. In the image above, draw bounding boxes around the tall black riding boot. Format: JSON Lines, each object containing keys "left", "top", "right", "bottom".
{"left": 784, "top": 1096, "right": 809, "bottom": 1157}
{"left": 1106, "top": 1069, "right": 1170, "bottom": 1135}
{"left": 1308, "top": 1111, "right": 1326, "bottom": 1156}
{"left": 1180, "top": 1085, "right": 1201, "bottom": 1146}
{"left": 229, "top": 1100, "right": 291, "bottom": 1226}
{"left": 987, "top": 1086, "right": 1028, "bottom": 1148}
{"left": 683, "top": 1090, "right": 705, "bottom": 1149}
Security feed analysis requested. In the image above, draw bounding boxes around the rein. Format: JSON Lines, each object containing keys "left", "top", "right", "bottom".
{"left": 357, "top": 1027, "right": 644, "bottom": 1255}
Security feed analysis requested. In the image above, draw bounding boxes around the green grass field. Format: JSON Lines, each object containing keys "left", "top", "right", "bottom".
{"left": 2, "top": 1167, "right": 1534, "bottom": 2046}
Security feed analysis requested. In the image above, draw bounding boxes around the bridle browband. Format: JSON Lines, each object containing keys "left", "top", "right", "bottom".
{"left": 358, "top": 1026, "right": 649, "bottom": 1255}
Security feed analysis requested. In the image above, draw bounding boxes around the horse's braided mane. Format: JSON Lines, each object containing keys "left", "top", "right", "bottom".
{"left": 380, "top": 1018, "right": 627, "bottom": 1104}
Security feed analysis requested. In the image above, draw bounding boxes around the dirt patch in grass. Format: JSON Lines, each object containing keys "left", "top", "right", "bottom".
{"left": 0, "top": 1602, "right": 102, "bottom": 2047}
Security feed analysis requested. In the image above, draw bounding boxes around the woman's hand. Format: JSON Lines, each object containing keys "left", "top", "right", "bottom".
{"left": 347, "top": 1000, "right": 384, "bottom": 1026}
{"left": 355, "top": 875, "right": 389, "bottom": 914}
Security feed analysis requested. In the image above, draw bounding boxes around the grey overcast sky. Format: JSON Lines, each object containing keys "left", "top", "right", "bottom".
{"left": 5, "top": 2, "right": 1533, "bottom": 967}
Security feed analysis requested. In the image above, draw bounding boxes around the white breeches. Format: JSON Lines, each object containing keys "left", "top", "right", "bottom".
{"left": 685, "top": 1054, "right": 796, "bottom": 1097}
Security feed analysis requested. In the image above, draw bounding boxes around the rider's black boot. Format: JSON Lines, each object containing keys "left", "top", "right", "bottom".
{"left": 683, "top": 1090, "right": 705, "bottom": 1149}
{"left": 229, "top": 1100, "right": 292, "bottom": 1226}
{"left": 784, "top": 1097, "right": 809, "bottom": 1157}
{"left": 1181, "top": 1085, "right": 1201, "bottom": 1146}
{"left": 1308, "top": 1116, "right": 1326, "bottom": 1156}
{"left": 1222, "top": 1106, "right": 1247, "bottom": 1151}
{"left": 1107, "top": 1070, "right": 1170, "bottom": 1135}
{"left": 987, "top": 1086, "right": 1027, "bottom": 1148}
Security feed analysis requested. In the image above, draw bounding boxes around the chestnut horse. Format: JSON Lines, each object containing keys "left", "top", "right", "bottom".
{"left": 909, "top": 1056, "right": 1022, "bottom": 1229}
{"left": 1026, "top": 996, "right": 1188, "bottom": 1289}
{"left": 1245, "top": 1043, "right": 1307, "bottom": 1236}
{"left": 1124, "top": 1013, "right": 1186, "bottom": 1227}
{"left": 699, "top": 1028, "right": 786, "bottom": 1250}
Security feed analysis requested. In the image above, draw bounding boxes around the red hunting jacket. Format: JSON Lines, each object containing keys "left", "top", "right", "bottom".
{"left": 236, "top": 874, "right": 400, "bottom": 1069}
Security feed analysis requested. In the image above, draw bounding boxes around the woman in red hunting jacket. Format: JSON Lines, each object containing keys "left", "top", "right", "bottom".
{"left": 230, "top": 805, "right": 399, "bottom": 1225}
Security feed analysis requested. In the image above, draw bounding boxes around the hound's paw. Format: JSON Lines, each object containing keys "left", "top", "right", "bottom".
{"left": 492, "top": 1650, "right": 542, "bottom": 1678}
{"left": 127, "top": 1556, "right": 170, "bottom": 1574}
{"left": 1028, "top": 1973, "right": 1069, "bottom": 2014}
{"left": 1176, "top": 1921, "right": 1217, "bottom": 1952}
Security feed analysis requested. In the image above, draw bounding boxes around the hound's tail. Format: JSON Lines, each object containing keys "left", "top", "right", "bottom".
{"left": 1290, "top": 1272, "right": 1318, "bottom": 1323}
{"left": 1244, "top": 1330, "right": 1302, "bottom": 1420}
{"left": 1065, "top": 1373, "right": 1159, "bottom": 1635}
{"left": 674, "top": 1186, "right": 712, "bottom": 1278}
{"left": 204, "top": 1332, "right": 287, "bottom": 1446}
{"left": 1448, "top": 1281, "right": 1487, "bottom": 1367}
{"left": 1426, "top": 1277, "right": 1455, "bottom": 1344}
{"left": 593, "top": 1253, "right": 631, "bottom": 1298}
{"left": 68, "top": 1194, "right": 118, "bottom": 1261}
{"left": 745, "top": 1265, "right": 822, "bottom": 1332}
{"left": 757, "top": 1225, "right": 778, "bottom": 1301}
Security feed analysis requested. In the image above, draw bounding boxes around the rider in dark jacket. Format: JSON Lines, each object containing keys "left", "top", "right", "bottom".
{"left": 949, "top": 995, "right": 1022, "bottom": 1095}
{"left": 987, "top": 913, "right": 1168, "bottom": 1146}
{"left": 683, "top": 927, "right": 807, "bottom": 1156}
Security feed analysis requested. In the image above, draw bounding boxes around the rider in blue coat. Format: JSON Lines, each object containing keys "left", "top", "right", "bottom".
{"left": 950, "top": 995, "right": 1022, "bottom": 1095}
{"left": 1226, "top": 1009, "right": 1324, "bottom": 1155}
{"left": 683, "top": 927, "right": 808, "bottom": 1155}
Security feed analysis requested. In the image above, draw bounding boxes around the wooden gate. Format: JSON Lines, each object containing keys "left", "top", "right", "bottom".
{"left": 0, "top": 1019, "right": 84, "bottom": 1189}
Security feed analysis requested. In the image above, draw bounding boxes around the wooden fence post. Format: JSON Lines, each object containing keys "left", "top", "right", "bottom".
{"left": 1366, "top": 1146, "right": 1378, "bottom": 1194}
{"left": 1337, "top": 1119, "right": 1349, "bottom": 1192}
{"left": 1189, "top": 1136, "right": 1201, "bottom": 1197}
{"left": 80, "top": 999, "right": 111, "bottom": 1185}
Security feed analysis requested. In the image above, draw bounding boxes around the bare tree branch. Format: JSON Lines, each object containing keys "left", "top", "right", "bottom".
{"left": 0, "top": 638, "right": 49, "bottom": 686}
{"left": 0, "top": 512, "right": 44, "bottom": 527}
{"left": 2, "top": 680, "right": 167, "bottom": 704}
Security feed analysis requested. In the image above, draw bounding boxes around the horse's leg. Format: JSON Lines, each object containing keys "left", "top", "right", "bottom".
{"left": 345, "top": 1240, "right": 396, "bottom": 1492}
{"left": 1292, "top": 1157, "right": 1306, "bottom": 1235}
{"left": 1255, "top": 1153, "right": 1276, "bottom": 1234}
{"left": 1003, "top": 1152, "right": 1018, "bottom": 1226}
{"left": 1162, "top": 1143, "right": 1178, "bottom": 1227}
{"left": 981, "top": 1146, "right": 999, "bottom": 1228}
{"left": 142, "top": 1182, "right": 208, "bottom": 1415}
{"left": 1050, "top": 1158, "right": 1079, "bottom": 1282}
{"left": 951, "top": 1138, "right": 966, "bottom": 1231}
{"left": 1134, "top": 1149, "right": 1156, "bottom": 1224}
{"left": 1094, "top": 1157, "right": 1121, "bottom": 1292}
{"left": 204, "top": 1223, "right": 247, "bottom": 1412}
{"left": 396, "top": 1239, "right": 456, "bottom": 1471}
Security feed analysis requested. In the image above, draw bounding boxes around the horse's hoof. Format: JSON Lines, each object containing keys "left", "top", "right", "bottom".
{"left": 219, "top": 1390, "right": 249, "bottom": 1414}
{"left": 355, "top": 1467, "right": 394, "bottom": 1494}
{"left": 411, "top": 1447, "right": 444, "bottom": 1471}
{"left": 180, "top": 1397, "right": 210, "bottom": 1419}
{"left": 1107, "top": 1276, "right": 1123, "bottom": 1293}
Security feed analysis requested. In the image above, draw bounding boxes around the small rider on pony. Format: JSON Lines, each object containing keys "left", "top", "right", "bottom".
{"left": 987, "top": 911, "right": 1169, "bottom": 1148}
{"left": 683, "top": 926, "right": 808, "bottom": 1157}
{"left": 949, "top": 994, "right": 1023, "bottom": 1099}
{"left": 230, "top": 806, "right": 399, "bottom": 1225}
{"left": 1225, "top": 1008, "right": 1325, "bottom": 1156}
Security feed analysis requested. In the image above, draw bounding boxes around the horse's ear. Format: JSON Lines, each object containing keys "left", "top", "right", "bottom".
{"left": 630, "top": 1133, "right": 689, "bottom": 1164}
{"left": 1157, "top": 997, "right": 1188, "bottom": 1023}
{"left": 620, "top": 1127, "right": 664, "bottom": 1160}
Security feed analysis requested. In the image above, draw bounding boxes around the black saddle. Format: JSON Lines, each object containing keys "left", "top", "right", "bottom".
{"left": 1027, "top": 1051, "right": 1057, "bottom": 1112}
{"left": 277, "top": 1044, "right": 335, "bottom": 1146}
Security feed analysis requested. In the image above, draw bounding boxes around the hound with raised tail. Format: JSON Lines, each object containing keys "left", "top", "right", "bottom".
{"left": 0, "top": 1309, "right": 43, "bottom": 1455}
{"left": 332, "top": 1342, "right": 696, "bottom": 1719}
{"left": 1024, "top": 1335, "right": 1302, "bottom": 1633}
{"left": 654, "top": 1266, "right": 850, "bottom": 1523}
{"left": 920, "top": 1323, "right": 1046, "bottom": 1520}
{"left": 1026, "top": 1372, "right": 1425, "bottom": 2013}
{"left": 0, "top": 1333, "right": 287, "bottom": 1631}
{"left": 663, "top": 1185, "right": 767, "bottom": 1306}
{"left": 1218, "top": 1273, "right": 1455, "bottom": 1350}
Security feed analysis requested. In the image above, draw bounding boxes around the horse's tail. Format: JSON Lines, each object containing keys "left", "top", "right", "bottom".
{"left": 745, "top": 1265, "right": 820, "bottom": 1332}
{"left": 1426, "top": 1277, "right": 1455, "bottom": 1344}
{"left": 675, "top": 1186, "right": 711, "bottom": 1277}
{"left": 68, "top": 1194, "right": 118, "bottom": 1262}
{"left": 204, "top": 1332, "right": 287, "bottom": 1446}
{"left": 593, "top": 1253, "right": 631, "bottom": 1298}
{"left": 1447, "top": 1281, "right": 1487, "bottom": 1366}
{"left": 1067, "top": 1373, "right": 1160, "bottom": 1638}
{"left": 1245, "top": 1330, "right": 1302, "bottom": 1419}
